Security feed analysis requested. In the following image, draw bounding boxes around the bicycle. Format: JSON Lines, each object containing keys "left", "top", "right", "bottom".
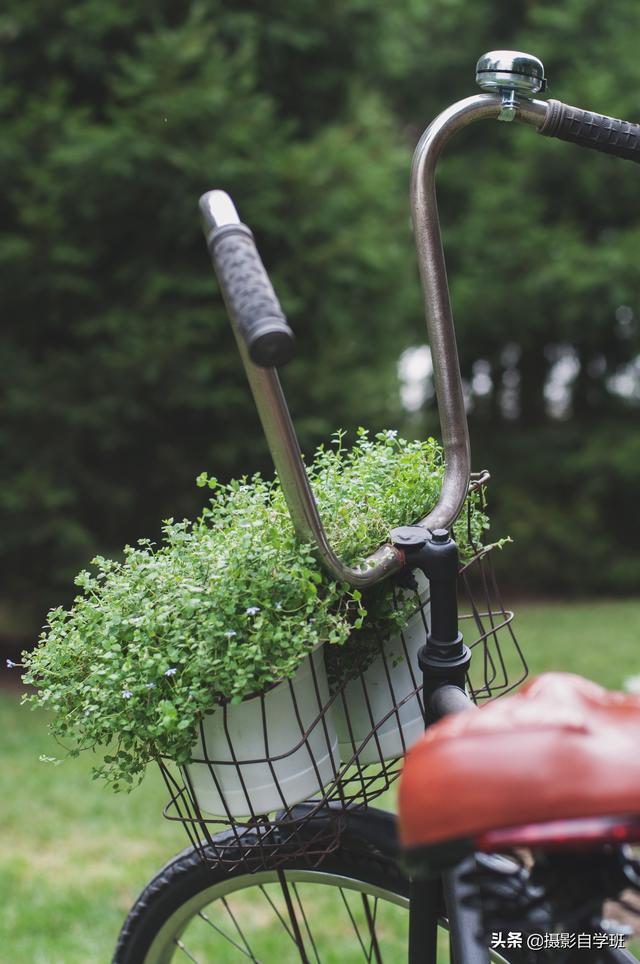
{"left": 113, "top": 51, "right": 640, "bottom": 963}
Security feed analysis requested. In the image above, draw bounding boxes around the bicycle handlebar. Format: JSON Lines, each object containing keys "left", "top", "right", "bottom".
{"left": 201, "top": 192, "right": 295, "bottom": 368}
{"left": 539, "top": 100, "right": 640, "bottom": 163}
{"left": 200, "top": 189, "right": 404, "bottom": 588}
{"left": 200, "top": 52, "right": 638, "bottom": 587}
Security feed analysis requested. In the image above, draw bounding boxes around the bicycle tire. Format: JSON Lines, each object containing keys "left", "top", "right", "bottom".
{"left": 113, "top": 840, "right": 550, "bottom": 963}
{"left": 113, "top": 800, "right": 639, "bottom": 964}
{"left": 113, "top": 841, "right": 410, "bottom": 964}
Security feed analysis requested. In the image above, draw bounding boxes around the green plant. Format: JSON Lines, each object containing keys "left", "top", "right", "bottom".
{"left": 22, "top": 430, "right": 491, "bottom": 790}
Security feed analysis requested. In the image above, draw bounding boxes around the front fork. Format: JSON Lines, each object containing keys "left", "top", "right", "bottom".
{"left": 391, "top": 526, "right": 489, "bottom": 964}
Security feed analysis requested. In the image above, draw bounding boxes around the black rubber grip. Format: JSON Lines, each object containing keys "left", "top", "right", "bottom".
{"left": 539, "top": 99, "right": 640, "bottom": 164}
{"left": 208, "top": 223, "right": 295, "bottom": 368}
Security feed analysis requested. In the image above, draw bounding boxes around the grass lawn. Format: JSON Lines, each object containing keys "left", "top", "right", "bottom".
{"left": 2, "top": 597, "right": 640, "bottom": 962}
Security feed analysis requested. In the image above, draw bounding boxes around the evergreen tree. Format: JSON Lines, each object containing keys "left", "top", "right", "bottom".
{"left": 1, "top": 0, "right": 639, "bottom": 630}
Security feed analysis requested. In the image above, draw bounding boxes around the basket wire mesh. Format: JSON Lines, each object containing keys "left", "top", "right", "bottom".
{"left": 159, "top": 473, "right": 528, "bottom": 871}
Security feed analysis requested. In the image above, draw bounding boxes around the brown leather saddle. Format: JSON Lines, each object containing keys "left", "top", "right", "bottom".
{"left": 399, "top": 673, "right": 640, "bottom": 867}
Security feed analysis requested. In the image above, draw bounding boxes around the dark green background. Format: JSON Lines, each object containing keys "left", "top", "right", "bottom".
{"left": 2, "top": 0, "right": 639, "bottom": 644}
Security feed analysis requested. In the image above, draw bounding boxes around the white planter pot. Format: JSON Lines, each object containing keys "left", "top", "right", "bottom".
{"left": 334, "top": 571, "right": 429, "bottom": 765}
{"left": 185, "top": 646, "right": 339, "bottom": 818}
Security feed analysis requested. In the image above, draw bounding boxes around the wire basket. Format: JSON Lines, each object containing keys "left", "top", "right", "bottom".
{"left": 159, "top": 473, "right": 528, "bottom": 872}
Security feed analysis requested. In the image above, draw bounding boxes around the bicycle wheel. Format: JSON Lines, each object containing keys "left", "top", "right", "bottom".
{"left": 114, "top": 840, "right": 410, "bottom": 963}
{"left": 114, "top": 799, "right": 639, "bottom": 964}
{"left": 114, "top": 840, "right": 538, "bottom": 963}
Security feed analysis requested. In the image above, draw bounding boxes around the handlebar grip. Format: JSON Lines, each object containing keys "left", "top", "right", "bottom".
{"left": 539, "top": 99, "right": 640, "bottom": 163}
{"left": 208, "top": 222, "right": 295, "bottom": 368}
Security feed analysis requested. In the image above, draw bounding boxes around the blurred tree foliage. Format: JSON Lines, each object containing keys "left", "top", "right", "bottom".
{"left": 1, "top": 0, "right": 639, "bottom": 634}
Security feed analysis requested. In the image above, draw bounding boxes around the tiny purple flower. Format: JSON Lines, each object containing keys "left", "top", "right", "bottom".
{"left": 145, "top": 682, "right": 156, "bottom": 689}
{"left": 224, "top": 630, "right": 237, "bottom": 639}
{"left": 122, "top": 690, "right": 133, "bottom": 699}
{"left": 6, "top": 659, "right": 17, "bottom": 669}
{"left": 246, "top": 606, "right": 260, "bottom": 616}
{"left": 275, "top": 602, "right": 282, "bottom": 611}
{"left": 164, "top": 667, "right": 177, "bottom": 677}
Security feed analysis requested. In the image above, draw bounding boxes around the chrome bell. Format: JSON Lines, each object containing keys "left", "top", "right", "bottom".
{"left": 475, "top": 50, "right": 546, "bottom": 97}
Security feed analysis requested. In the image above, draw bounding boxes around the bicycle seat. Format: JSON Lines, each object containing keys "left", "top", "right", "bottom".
{"left": 399, "top": 673, "right": 640, "bottom": 869}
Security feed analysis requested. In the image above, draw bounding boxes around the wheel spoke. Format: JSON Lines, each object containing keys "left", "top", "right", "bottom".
{"left": 362, "top": 894, "right": 383, "bottom": 964}
{"left": 258, "top": 884, "right": 296, "bottom": 944}
{"left": 220, "top": 897, "right": 261, "bottom": 962}
{"left": 277, "top": 869, "right": 311, "bottom": 964}
{"left": 174, "top": 938, "right": 200, "bottom": 962}
{"left": 338, "top": 886, "right": 369, "bottom": 959}
{"left": 196, "top": 907, "right": 260, "bottom": 961}
{"left": 118, "top": 860, "right": 413, "bottom": 962}
{"left": 291, "top": 882, "right": 321, "bottom": 964}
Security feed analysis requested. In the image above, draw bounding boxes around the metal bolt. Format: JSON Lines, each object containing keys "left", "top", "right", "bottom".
{"left": 498, "top": 89, "right": 519, "bottom": 122}
{"left": 390, "top": 525, "right": 429, "bottom": 550}
{"left": 431, "top": 528, "right": 450, "bottom": 544}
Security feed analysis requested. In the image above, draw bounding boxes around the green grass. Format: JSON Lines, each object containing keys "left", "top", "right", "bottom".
{"left": 2, "top": 597, "right": 639, "bottom": 962}
{"left": 0, "top": 692, "right": 184, "bottom": 963}
{"left": 514, "top": 597, "right": 640, "bottom": 689}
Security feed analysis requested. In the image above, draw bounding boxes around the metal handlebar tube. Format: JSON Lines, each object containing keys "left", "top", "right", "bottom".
{"left": 410, "top": 46, "right": 640, "bottom": 534}
{"left": 199, "top": 58, "right": 550, "bottom": 584}
{"left": 200, "top": 191, "right": 404, "bottom": 589}
{"left": 409, "top": 87, "right": 547, "bottom": 533}
{"left": 200, "top": 96, "right": 540, "bottom": 589}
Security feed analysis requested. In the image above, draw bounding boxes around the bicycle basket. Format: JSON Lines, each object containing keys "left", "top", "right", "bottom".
{"left": 159, "top": 474, "right": 528, "bottom": 871}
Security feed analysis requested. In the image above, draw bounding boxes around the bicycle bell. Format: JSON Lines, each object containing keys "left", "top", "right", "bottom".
{"left": 476, "top": 50, "right": 546, "bottom": 120}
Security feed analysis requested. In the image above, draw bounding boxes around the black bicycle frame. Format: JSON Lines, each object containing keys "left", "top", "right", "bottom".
{"left": 397, "top": 526, "right": 489, "bottom": 964}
